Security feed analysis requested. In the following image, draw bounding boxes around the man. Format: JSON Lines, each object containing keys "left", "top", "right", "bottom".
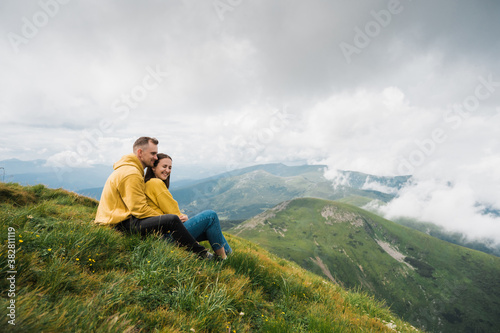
{"left": 95, "top": 136, "right": 211, "bottom": 258}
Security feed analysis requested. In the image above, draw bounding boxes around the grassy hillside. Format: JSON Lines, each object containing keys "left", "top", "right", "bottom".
{"left": 230, "top": 198, "right": 500, "bottom": 333}
{"left": 0, "top": 183, "right": 419, "bottom": 332}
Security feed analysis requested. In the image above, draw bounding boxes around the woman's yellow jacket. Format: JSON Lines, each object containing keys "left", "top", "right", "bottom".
{"left": 144, "top": 178, "right": 182, "bottom": 216}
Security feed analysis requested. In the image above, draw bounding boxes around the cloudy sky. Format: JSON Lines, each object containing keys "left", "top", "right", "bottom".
{"left": 1, "top": 0, "right": 500, "bottom": 242}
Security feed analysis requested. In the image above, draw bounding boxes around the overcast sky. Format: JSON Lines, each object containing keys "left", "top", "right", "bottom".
{"left": 1, "top": 0, "right": 500, "bottom": 242}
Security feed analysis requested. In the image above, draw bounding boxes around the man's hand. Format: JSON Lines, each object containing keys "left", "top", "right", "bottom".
{"left": 179, "top": 214, "right": 189, "bottom": 222}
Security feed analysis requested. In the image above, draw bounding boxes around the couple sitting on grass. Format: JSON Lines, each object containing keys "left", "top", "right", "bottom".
{"left": 94, "top": 136, "right": 231, "bottom": 260}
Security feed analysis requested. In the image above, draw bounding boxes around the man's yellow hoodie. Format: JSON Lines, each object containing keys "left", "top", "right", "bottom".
{"left": 94, "top": 153, "right": 159, "bottom": 226}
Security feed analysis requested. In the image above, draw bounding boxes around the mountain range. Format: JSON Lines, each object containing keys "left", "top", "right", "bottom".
{"left": 0, "top": 158, "right": 409, "bottom": 219}
{"left": 2, "top": 159, "right": 499, "bottom": 257}
{"left": 170, "top": 163, "right": 410, "bottom": 221}
{"left": 0, "top": 158, "right": 111, "bottom": 192}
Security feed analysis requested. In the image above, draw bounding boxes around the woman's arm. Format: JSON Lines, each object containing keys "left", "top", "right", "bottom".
{"left": 148, "top": 179, "right": 183, "bottom": 216}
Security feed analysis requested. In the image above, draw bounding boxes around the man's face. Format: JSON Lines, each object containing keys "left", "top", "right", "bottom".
{"left": 137, "top": 141, "right": 158, "bottom": 168}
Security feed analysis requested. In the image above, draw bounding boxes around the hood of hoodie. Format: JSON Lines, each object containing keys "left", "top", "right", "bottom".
{"left": 113, "top": 153, "right": 144, "bottom": 175}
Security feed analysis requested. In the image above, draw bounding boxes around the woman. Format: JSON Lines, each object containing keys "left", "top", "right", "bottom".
{"left": 144, "top": 153, "right": 232, "bottom": 259}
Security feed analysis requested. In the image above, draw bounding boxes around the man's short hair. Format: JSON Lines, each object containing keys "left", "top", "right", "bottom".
{"left": 133, "top": 137, "right": 159, "bottom": 153}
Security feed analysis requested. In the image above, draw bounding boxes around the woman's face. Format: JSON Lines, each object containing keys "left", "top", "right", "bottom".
{"left": 152, "top": 157, "right": 172, "bottom": 181}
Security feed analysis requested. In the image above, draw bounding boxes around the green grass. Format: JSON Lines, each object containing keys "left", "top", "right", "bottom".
{"left": 0, "top": 183, "right": 419, "bottom": 332}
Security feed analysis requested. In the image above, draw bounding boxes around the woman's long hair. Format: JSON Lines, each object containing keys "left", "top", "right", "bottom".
{"left": 145, "top": 153, "right": 172, "bottom": 189}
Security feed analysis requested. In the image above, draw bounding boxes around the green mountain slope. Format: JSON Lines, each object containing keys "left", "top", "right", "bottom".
{"left": 0, "top": 183, "right": 419, "bottom": 332}
{"left": 229, "top": 198, "right": 500, "bottom": 333}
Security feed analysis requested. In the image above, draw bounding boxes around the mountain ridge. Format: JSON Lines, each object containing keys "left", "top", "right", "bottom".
{"left": 171, "top": 165, "right": 405, "bottom": 221}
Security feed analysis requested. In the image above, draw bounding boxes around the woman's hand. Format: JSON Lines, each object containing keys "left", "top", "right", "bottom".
{"left": 179, "top": 214, "right": 189, "bottom": 222}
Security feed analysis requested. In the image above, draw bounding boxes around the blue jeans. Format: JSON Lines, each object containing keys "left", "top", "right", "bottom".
{"left": 184, "top": 210, "right": 232, "bottom": 255}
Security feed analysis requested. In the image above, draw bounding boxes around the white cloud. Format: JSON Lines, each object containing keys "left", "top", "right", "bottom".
{"left": 380, "top": 178, "right": 500, "bottom": 244}
{"left": 296, "top": 87, "right": 440, "bottom": 175}
{"left": 362, "top": 179, "right": 399, "bottom": 195}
